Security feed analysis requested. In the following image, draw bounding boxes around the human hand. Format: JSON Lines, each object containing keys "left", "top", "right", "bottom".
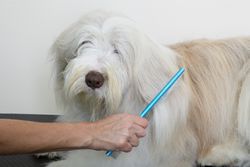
{"left": 86, "top": 113, "right": 148, "bottom": 152}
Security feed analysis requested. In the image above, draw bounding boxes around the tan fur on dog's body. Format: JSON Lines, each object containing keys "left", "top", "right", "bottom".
{"left": 171, "top": 38, "right": 250, "bottom": 165}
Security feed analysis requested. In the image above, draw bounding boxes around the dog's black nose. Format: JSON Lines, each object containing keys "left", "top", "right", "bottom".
{"left": 85, "top": 71, "right": 104, "bottom": 89}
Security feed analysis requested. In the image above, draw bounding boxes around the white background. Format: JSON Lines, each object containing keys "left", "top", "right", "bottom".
{"left": 0, "top": 0, "right": 249, "bottom": 114}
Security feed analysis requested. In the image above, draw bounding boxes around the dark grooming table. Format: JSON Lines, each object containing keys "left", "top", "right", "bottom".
{"left": 0, "top": 114, "right": 59, "bottom": 167}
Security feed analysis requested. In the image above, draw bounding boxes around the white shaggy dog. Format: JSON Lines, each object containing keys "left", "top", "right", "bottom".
{"left": 46, "top": 11, "right": 250, "bottom": 167}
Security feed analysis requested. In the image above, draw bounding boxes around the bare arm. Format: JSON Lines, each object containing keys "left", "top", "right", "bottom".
{"left": 0, "top": 119, "right": 91, "bottom": 155}
{"left": 0, "top": 113, "right": 148, "bottom": 155}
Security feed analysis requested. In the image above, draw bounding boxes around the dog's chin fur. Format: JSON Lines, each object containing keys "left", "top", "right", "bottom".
{"left": 47, "top": 10, "right": 250, "bottom": 167}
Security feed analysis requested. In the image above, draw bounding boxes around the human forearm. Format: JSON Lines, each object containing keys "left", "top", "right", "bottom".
{"left": 0, "top": 113, "right": 148, "bottom": 155}
{"left": 0, "top": 119, "right": 92, "bottom": 155}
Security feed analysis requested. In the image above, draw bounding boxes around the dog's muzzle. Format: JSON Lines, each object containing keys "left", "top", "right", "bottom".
{"left": 85, "top": 71, "right": 105, "bottom": 89}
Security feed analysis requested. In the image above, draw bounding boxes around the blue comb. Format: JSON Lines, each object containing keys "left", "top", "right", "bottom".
{"left": 105, "top": 67, "right": 185, "bottom": 158}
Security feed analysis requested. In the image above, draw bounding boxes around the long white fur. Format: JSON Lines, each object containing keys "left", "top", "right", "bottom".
{"left": 46, "top": 11, "right": 250, "bottom": 167}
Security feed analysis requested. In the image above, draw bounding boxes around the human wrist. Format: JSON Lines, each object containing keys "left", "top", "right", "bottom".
{"left": 70, "top": 122, "right": 94, "bottom": 150}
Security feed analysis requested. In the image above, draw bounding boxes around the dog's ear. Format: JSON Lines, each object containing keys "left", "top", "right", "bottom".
{"left": 49, "top": 40, "right": 69, "bottom": 110}
{"left": 133, "top": 36, "right": 179, "bottom": 103}
{"left": 51, "top": 28, "right": 79, "bottom": 80}
{"left": 49, "top": 25, "right": 80, "bottom": 109}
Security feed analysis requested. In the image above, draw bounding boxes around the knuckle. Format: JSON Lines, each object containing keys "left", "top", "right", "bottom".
{"left": 123, "top": 129, "right": 130, "bottom": 136}
{"left": 117, "top": 138, "right": 127, "bottom": 148}
{"left": 124, "top": 145, "right": 132, "bottom": 152}
{"left": 139, "top": 118, "right": 148, "bottom": 127}
{"left": 127, "top": 123, "right": 134, "bottom": 130}
{"left": 131, "top": 138, "right": 139, "bottom": 147}
{"left": 138, "top": 128, "right": 146, "bottom": 137}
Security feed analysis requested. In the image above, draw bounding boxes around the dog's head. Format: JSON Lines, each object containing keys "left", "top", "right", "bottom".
{"left": 52, "top": 11, "right": 179, "bottom": 117}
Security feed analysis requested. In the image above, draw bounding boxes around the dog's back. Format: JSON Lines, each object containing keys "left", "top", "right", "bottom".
{"left": 171, "top": 38, "right": 250, "bottom": 165}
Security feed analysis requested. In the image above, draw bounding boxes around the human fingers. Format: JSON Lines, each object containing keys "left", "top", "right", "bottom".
{"left": 118, "top": 141, "right": 133, "bottom": 152}
{"left": 128, "top": 134, "right": 139, "bottom": 147}
{"left": 131, "top": 124, "right": 146, "bottom": 138}
{"left": 132, "top": 116, "right": 148, "bottom": 128}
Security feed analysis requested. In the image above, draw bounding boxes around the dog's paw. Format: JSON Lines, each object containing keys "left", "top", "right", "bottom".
{"left": 198, "top": 151, "right": 238, "bottom": 167}
{"left": 197, "top": 142, "right": 249, "bottom": 167}
{"left": 235, "top": 158, "right": 250, "bottom": 167}
{"left": 35, "top": 152, "right": 62, "bottom": 160}
{"left": 197, "top": 157, "right": 232, "bottom": 166}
